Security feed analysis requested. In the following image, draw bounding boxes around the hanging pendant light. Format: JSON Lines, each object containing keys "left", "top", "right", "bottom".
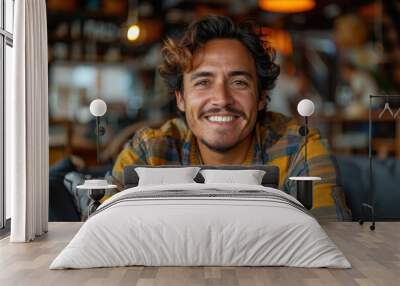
{"left": 259, "top": 0, "right": 315, "bottom": 13}
{"left": 127, "top": 24, "right": 140, "bottom": 41}
{"left": 126, "top": 0, "right": 141, "bottom": 42}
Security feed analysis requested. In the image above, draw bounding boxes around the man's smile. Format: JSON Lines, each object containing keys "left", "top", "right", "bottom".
{"left": 207, "top": 115, "right": 236, "bottom": 122}
{"left": 202, "top": 114, "right": 242, "bottom": 126}
{"left": 199, "top": 105, "right": 246, "bottom": 127}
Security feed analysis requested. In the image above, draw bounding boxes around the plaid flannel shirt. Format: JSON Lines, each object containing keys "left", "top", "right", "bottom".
{"left": 112, "top": 112, "right": 351, "bottom": 221}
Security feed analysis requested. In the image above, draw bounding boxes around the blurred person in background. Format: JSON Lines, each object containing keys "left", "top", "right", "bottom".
{"left": 268, "top": 56, "right": 300, "bottom": 116}
{"left": 340, "top": 60, "right": 379, "bottom": 114}
{"left": 269, "top": 56, "right": 322, "bottom": 117}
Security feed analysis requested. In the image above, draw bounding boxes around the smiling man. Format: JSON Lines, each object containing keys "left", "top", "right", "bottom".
{"left": 176, "top": 38, "right": 263, "bottom": 165}
{"left": 112, "top": 15, "right": 350, "bottom": 220}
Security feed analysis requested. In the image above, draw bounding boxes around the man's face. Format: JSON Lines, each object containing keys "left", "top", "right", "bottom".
{"left": 176, "top": 39, "right": 265, "bottom": 153}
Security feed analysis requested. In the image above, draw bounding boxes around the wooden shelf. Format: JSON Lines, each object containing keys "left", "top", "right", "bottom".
{"left": 321, "top": 110, "right": 400, "bottom": 159}
{"left": 321, "top": 110, "right": 400, "bottom": 123}
{"left": 47, "top": 10, "right": 127, "bottom": 24}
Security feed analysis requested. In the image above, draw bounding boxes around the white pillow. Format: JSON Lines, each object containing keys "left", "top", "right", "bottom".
{"left": 200, "top": 169, "right": 266, "bottom": 185}
{"left": 135, "top": 167, "right": 201, "bottom": 186}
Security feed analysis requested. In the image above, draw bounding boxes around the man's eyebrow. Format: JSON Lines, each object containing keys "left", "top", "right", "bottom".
{"left": 228, "top": 70, "right": 253, "bottom": 79}
{"left": 189, "top": 70, "right": 253, "bottom": 81}
{"left": 190, "top": 71, "right": 214, "bottom": 81}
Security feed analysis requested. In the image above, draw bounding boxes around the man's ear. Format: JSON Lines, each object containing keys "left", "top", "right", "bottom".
{"left": 175, "top": 90, "right": 185, "bottom": 112}
{"left": 258, "top": 91, "right": 268, "bottom": 111}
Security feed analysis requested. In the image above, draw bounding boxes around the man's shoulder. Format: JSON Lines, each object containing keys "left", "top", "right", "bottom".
{"left": 260, "top": 111, "right": 301, "bottom": 137}
{"left": 259, "top": 111, "right": 323, "bottom": 152}
{"left": 132, "top": 117, "right": 189, "bottom": 144}
{"left": 113, "top": 118, "right": 188, "bottom": 172}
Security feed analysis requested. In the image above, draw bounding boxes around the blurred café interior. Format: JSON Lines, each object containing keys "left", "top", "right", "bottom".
{"left": 47, "top": 0, "right": 400, "bottom": 220}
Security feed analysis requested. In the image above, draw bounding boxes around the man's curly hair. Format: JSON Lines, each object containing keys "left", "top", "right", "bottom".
{"left": 158, "top": 15, "right": 280, "bottom": 120}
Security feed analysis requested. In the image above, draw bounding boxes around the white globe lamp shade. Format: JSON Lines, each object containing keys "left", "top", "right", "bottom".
{"left": 90, "top": 99, "right": 107, "bottom": 117}
{"left": 297, "top": 99, "right": 315, "bottom": 117}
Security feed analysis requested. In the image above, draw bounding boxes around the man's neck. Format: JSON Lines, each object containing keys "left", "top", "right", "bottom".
{"left": 197, "top": 135, "right": 253, "bottom": 165}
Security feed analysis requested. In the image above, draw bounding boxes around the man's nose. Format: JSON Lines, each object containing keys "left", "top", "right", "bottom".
{"left": 211, "top": 81, "right": 234, "bottom": 106}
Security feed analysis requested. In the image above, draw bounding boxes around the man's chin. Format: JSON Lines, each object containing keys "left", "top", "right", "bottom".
{"left": 200, "top": 138, "right": 239, "bottom": 154}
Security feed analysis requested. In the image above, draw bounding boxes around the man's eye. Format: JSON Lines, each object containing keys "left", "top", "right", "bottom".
{"left": 194, "top": 80, "right": 209, "bottom": 87}
{"left": 232, "top": 80, "right": 249, "bottom": 87}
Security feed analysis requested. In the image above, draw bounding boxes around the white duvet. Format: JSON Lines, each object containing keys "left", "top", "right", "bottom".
{"left": 50, "top": 183, "right": 351, "bottom": 269}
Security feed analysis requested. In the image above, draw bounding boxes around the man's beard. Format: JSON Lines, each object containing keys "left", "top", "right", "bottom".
{"left": 199, "top": 136, "right": 245, "bottom": 154}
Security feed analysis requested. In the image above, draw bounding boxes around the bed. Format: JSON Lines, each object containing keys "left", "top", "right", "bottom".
{"left": 50, "top": 165, "right": 350, "bottom": 269}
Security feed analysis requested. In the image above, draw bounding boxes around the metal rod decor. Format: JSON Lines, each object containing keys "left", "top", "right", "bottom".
{"left": 360, "top": 94, "right": 400, "bottom": 231}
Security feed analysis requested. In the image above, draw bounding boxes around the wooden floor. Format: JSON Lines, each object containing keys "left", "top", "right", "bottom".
{"left": 0, "top": 222, "right": 399, "bottom": 286}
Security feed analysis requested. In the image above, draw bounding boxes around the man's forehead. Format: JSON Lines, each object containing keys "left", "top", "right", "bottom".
{"left": 187, "top": 39, "right": 256, "bottom": 76}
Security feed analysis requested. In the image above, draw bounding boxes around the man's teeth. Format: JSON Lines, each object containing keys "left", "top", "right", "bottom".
{"left": 207, "top": 116, "right": 235, "bottom": 122}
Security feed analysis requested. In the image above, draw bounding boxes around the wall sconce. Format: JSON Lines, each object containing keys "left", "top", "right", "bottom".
{"left": 289, "top": 99, "right": 321, "bottom": 210}
{"left": 297, "top": 99, "right": 315, "bottom": 167}
{"left": 78, "top": 99, "right": 117, "bottom": 216}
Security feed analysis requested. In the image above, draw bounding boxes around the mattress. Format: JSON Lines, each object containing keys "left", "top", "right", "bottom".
{"left": 50, "top": 183, "right": 351, "bottom": 269}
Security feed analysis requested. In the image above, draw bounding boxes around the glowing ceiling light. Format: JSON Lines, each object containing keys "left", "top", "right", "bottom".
{"left": 259, "top": 0, "right": 315, "bottom": 13}
{"left": 127, "top": 24, "right": 140, "bottom": 41}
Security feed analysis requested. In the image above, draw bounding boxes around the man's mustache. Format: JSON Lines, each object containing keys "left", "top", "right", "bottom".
{"left": 199, "top": 106, "right": 246, "bottom": 118}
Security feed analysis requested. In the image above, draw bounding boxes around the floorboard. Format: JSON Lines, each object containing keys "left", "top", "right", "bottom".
{"left": 0, "top": 222, "right": 399, "bottom": 286}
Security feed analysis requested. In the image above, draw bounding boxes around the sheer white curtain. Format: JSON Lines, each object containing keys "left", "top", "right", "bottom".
{"left": 7, "top": 0, "right": 49, "bottom": 242}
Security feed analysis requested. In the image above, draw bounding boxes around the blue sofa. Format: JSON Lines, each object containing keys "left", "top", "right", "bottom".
{"left": 49, "top": 156, "right": 400, "bottom": 221}
{"left": 336, "top": 155, "right": 400, "bottom": 220}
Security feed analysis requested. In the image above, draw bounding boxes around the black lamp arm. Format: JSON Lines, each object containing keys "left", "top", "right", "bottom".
{"left": 298, "top": 116, "right": 309, "bottom": 174}
{"left": 95, "top": 116, "right": 106, "bottom": 163}
{"left": 304, "top": 116, "right": 308, "bottom": 165}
